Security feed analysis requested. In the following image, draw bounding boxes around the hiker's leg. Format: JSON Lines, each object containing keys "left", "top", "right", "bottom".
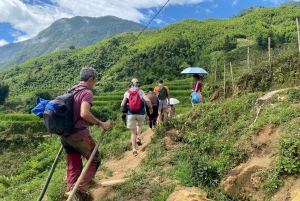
{"left": 131, "top": 127, "right": 137, "bottom": 150}
{"left": 137, "top": 123, "right": 142, "bottom": 138}
{"left": 62, "top": 131, "right": 100, "bottom": 194}
{"left": 163, "top": 108, "right": 168, "bottom": 121}
{"left": 66, "top": 153, "right": 82, "bottom": 191}
{"left": 78, "top": 135, "right": 101, "bottom": 194}
{"left": 149, "top": 120, "right": 153, "bottom": 129}
{"left": 157, "top": 108, "right": 162, "bottom": 123}
{"left": 61, "top": 136, "right": 83, "bottom": 191}
{"left": 127, "top": 115, "right": 140, "bottom": 150}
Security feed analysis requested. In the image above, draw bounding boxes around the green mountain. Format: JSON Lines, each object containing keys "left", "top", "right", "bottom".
{"left": 1, "top": 5, "right": 300, "bottom": 100}
{"left": 233, "top": 6, "right": 265, "bottom": 18}
{"left": 281, "top": 1, "right": 300, "bottom": 8}
{"left": 0, "top": 16, "right": 157, "bottom": 71}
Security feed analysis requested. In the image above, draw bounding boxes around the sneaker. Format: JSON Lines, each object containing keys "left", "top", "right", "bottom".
{"left": 136, "top": 137, "right": 142, "bottom": 146}
{"left": 133, "top": 150, "right": 138, "bottom": 157}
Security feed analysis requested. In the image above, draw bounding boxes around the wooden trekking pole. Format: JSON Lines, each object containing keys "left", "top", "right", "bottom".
{"left": 37, "top": 145, "right": 64, "bottom": 201}
{"left": 66, "top": 129, "right": 106, "bottom": 201}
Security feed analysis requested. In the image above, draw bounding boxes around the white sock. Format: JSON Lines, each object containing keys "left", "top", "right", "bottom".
{"left": 137, "top": 136, "right": 141, "bottom": 140}
{"left": 133, "top": 149, "right": 137, "bottom": 152}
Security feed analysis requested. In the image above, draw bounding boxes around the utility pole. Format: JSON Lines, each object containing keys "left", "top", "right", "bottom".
{"left": 296, "top": 18, "right": 300, "bottom": 54}
{"left": 268, "top": 37, "right": 271, "bottom": 67}
{"left": 215, "top": 60, "right": 217, "bottom": 82}
{"left": 247, "top": 47, "right": 250, "bottom": 69}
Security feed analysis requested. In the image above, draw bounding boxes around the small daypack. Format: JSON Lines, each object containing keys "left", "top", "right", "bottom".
{"left": 158, "top": 86, "right": 168, "bottom": 100}
{"left": 43, "top": 86, "right": 87, "bottom": 135}
{"left": 146, "top": 91, "right": 157, "bottom": 106}
{"left": 127, "top": 88, "right": 144, "bottom": 114}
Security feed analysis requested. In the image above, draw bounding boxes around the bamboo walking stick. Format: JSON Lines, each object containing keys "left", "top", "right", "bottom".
{"left": 37, "top": 145, "right": 64, "bottom": 201}
{"left": 66, "top": 129, "right": 106, "bottom": 201}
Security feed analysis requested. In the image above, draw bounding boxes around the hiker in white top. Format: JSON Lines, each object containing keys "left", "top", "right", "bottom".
{"left": 121, "top": 78, "right": 152, "bottom": 157}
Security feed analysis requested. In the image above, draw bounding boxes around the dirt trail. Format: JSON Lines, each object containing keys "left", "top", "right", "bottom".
{"left": 89, "top": 128, "right": 154, "bottom": 200}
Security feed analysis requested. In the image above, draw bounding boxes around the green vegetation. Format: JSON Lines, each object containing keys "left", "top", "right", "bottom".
{"left": 1, "top": 4, "right": 300, "bottom": 201}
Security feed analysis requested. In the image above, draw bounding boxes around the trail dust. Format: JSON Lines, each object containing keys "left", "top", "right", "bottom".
{"left": 89, "top": 128, "right": 154, "bottom": 200}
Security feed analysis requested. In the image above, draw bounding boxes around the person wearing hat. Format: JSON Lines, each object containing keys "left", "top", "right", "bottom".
{"left": 121, "top": 78, "right": 153, "bottom": 157}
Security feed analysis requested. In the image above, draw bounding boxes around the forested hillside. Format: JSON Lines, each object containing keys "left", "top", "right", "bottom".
{"left": 0, "top": 16, "right": 157, "bottom": 71}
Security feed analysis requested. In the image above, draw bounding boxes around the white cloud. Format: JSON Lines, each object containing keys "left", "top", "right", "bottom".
{"left": 232, "top": 0, "right": 238, "bottom": 6}
{"left": 154, "top": 19, "right": 166, "bottom": 25}
{"left": 205, "top": 9, "right": 211, "bottom": 13}
{"left": 0, "top": 0, "right": 207, "bottom": 43}
{"left": 0, "top": 39, "right": 9, "bottom": 47}
{"left": 212, "top": 4, "right": 218, "bottom": 8}
{"left": 148, "top": 9, "right": 155, "bottom": 16}
{"left": 262, "top": 0, "right": 285, "bottom": 4}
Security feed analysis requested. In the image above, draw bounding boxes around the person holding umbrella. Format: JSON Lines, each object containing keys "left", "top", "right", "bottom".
{"left": 180, "top": 67, "right": 207, "bottom": 107}
{"left": 167, "top": 98, "right": 180, "bottom": 117}
{"left": 191, "top": 74, "right": 202, "bottom": 107}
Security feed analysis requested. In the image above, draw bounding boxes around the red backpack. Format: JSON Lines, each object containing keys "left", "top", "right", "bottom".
{"left": 127, "top": 88, "right": 144, "bottom": 113}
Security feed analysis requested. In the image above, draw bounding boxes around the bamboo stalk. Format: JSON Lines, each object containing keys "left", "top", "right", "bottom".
{"left": 223, "top": 63, "right": 226, "bottom": 97}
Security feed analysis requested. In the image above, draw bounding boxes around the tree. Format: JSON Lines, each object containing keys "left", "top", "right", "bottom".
{"left": 223, "top": 35, "right": 237, "bottom": 52}
{"left": 0, "top": 84, "right": 9, "bottom": 105}
{"left": 68, "top": 44, "right": 76, "bottom": 50}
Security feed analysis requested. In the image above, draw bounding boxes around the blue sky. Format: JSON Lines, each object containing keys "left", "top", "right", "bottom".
{"left": 0, "top": 0, "right": 298, "bottom": 47}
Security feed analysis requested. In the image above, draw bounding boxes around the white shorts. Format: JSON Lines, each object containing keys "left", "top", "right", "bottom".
{"left": 127, "top": 114, "right": 144, "bottom": 129}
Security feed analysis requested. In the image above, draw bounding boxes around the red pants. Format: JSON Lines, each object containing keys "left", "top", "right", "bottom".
{"left": 61, "top": 129, "right": 101, "bottom": 193}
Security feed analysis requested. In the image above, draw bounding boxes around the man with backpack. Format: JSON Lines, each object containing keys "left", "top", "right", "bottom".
{"left": 121, "top": 78, "right": 153, "bottom": 157}
{"left": 154, "top": 80, "right": 170, "bottom": 123}
{"left": 62, "top": 67, "right": 111, "bottom": 201}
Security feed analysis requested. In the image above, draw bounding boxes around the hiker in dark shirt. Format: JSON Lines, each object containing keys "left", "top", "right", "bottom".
{"left": 145, "top": 87, "right": 159, "bottom": 129}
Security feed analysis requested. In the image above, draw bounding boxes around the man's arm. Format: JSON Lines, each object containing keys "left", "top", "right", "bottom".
{"left": 80, "top": 101, "right": 111, "bottom": 130}
{"left": 121, "top": 96, "right": 127, "bottom": 107}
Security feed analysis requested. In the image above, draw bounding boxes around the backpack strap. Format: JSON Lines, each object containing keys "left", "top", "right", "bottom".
{"left": 68, "top": 85, "right": 89, "bottom": 132}
{"left": 67, "top": 85, "right": 88, "bottom": 94}
{"left": 127, "top": 88, "right": 139, "bottom": 96}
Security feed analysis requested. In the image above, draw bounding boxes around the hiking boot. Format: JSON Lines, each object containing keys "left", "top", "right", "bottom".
{"left": 64, "top": 189, "right": 89, "bottom": 201}
{"left": 72, "top": 192, "right": 89, "bottom": 201}
{"left": 133, "top": 150, "right": 138, "bottom": 157}
{"left": 136, "top": 137, "right": 142, "bottom": 146}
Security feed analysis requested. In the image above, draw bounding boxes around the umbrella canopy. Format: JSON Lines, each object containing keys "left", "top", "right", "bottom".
{"left": 180, "top": 67, "right": 208, "bottom": 74}
{"left": 168, "top": 98, "right": 180, "bottom": 105}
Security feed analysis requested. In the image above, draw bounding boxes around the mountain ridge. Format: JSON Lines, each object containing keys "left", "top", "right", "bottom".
{"left": 0, "top": 15, "right": 157, "bottom": 71}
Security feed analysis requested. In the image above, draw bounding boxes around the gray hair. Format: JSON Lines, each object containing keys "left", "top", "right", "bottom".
{"left": 79, "top": 67, "right": 97, "bottom": 81}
